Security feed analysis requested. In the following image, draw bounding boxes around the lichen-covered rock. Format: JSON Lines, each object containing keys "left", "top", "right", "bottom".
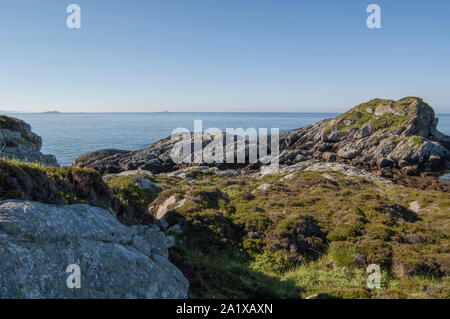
{"left": 0, "top": 200, "right": 188, "bottom": 299}
{"left": 280, "top": 97, "right": 450, "bottom": 172}
{"left": 72, "top": 133, "right": 268, "bottom": 175}
{"left": 0, "top": 115, "right": 59, "bottom": 166}
{"left": 155, "top": 195, "right": 178, "bottom": 220}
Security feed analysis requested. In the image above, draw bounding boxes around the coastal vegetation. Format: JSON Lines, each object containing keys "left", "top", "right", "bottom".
{"left": 1, "top": 159, "right": 448, "bottom": 298}
{"left": 150, "top": 170, "right": 449, "bottom": 299}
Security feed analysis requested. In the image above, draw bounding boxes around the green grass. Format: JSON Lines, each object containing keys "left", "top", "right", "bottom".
{"left": 281, "top": 256, "right": 370, "bottom": 298}
{"left": 156, "top": 170, "right": 450, "bottom": 298}
{"left": 0, "top": 158, "right": 112, "bottom": 209}
{"left": 324, "top": 97, "right": 415, "bottom": 134}
{"left": 107, "top": 176, "right": 159, "bottom": 207}
{"left": 411, "top": 136, "right": 424, "bottom": 146}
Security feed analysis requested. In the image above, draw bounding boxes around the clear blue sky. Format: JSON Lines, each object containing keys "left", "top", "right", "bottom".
{"left": 1, "top": 0, "right": 449, "bottom": 113}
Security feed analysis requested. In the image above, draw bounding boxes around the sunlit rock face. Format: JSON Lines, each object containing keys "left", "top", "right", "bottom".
{"left": 0, "top": 200, "right": 188, "bottom": 299}
{"left": 0, "top": 115, "right": 59, "bottom": 166}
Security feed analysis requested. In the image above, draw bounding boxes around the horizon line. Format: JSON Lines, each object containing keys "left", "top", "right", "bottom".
{"left": 2, "top": 110, "right": 342, "bottom": 114}
{"left": 2, "top": 111, "right": 450, "bottom": 116}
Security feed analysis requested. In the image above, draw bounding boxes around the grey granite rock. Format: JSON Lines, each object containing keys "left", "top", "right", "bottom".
{"left": 0, "top": 115, "right": 59, "bottom": 166}
{"left": 0, "top": 200, "right": 188, "bottom": 299}
{"left": 280, "top": 97, "right": 450, "bottom": 172}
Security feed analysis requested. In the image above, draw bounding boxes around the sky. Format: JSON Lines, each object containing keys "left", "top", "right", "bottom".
{"left": 1, "top": 0, "right": 450, "bottom": 113}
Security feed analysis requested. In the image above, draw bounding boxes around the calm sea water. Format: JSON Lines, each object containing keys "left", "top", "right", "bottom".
{"left": 3, "top": 112, "right": 450, "bottom": 167}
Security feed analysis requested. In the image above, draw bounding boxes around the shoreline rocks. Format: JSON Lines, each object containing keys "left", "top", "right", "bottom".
{"left": 0, "top": 115, "right": 59, "bottom": 166}
{"left": 72, "top": 97, "right": 449, "bottom": 180}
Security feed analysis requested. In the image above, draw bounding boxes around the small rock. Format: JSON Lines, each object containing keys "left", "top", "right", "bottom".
{"left": 322, "top": 152, "right": 336, "bottom": 162}
{"left": 166, "top": 235, "right": 176, "bottom": 248}
{"left": 117, "top": 169, "right": 154, "bottom": 177}
{"left": 256, "top": 184, "right": 271, "bottom": 191}
{"left": 321, "top": 173, "right": 335, "bottom": 181}
{"left": 131, "top": 177, "right": 161, "bottom": 191}
{"left": 374, "top": 101, "right": 393, "bottom": 116}
{"left": 409, "top": 201, "right": 421, "bottom": 213}
{"left": 155, "top": 195, "right": 178, "bottom": 220}
{"left": 175, "top": 197, "right": 198, "bottom": 209}
{"left": 305, "top": 293, "right": 329, "bottom": 299}
{"left": 260, "top": 165, "right": 279, "bottom": 176}
{"left": 168, "top": 224, "right": 183, "bottom": 235}
{"left": 281, "top": 173, "right": 295, "bottom": 181}
{"left": 216, "top": 170, "right": 241, "bottom": 177}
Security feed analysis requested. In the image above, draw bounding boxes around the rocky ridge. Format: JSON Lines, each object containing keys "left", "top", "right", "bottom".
{"left": 72, "top": 97, "right": 450, "bottom": 179}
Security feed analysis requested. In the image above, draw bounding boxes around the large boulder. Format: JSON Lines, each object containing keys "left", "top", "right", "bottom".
{"left": 0, "top": 200, "right": 188, "bottom": 299}
{"left": 0, "top": 115, "right": 59, "bottom": 166}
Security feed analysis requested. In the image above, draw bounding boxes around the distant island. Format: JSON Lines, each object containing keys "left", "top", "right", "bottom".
{"left": 41, "top": 111, "right": 62, "bottom": 114}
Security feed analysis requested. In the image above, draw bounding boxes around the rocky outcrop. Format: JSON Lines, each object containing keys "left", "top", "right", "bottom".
{"left": 72, "top": 149, "right": 132, "bottom": 174}
{"left": 72, "top": 132, "right": 272, "bottom": 174}
{"left": 0, "top": 115, "right": 59, "bottom": 166}
{"left": 279, "top": 97, "right": 450, "bottom": 173}
{"left": 0, "top": 200, "right": 188, "bottom": 299}
{"left": 72, "top": 97, "right": 450, "bottom": 176}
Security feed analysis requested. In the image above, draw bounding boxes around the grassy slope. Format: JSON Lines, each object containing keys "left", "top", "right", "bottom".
{"left": 0, "top": 159, "right": 160, "bottom": 226}
{"left": 150, "top": 170, "right": 449, "bottom": 299}
{"left": 0, "top": 158, "right": 107, "bottom": 205}
{"left": 1, "top": 159, "right": 448, "bottom": 299}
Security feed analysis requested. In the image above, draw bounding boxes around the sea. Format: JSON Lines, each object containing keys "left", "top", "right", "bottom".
{"left": 2, "top": 112, "right": 450, "bottom": 169}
